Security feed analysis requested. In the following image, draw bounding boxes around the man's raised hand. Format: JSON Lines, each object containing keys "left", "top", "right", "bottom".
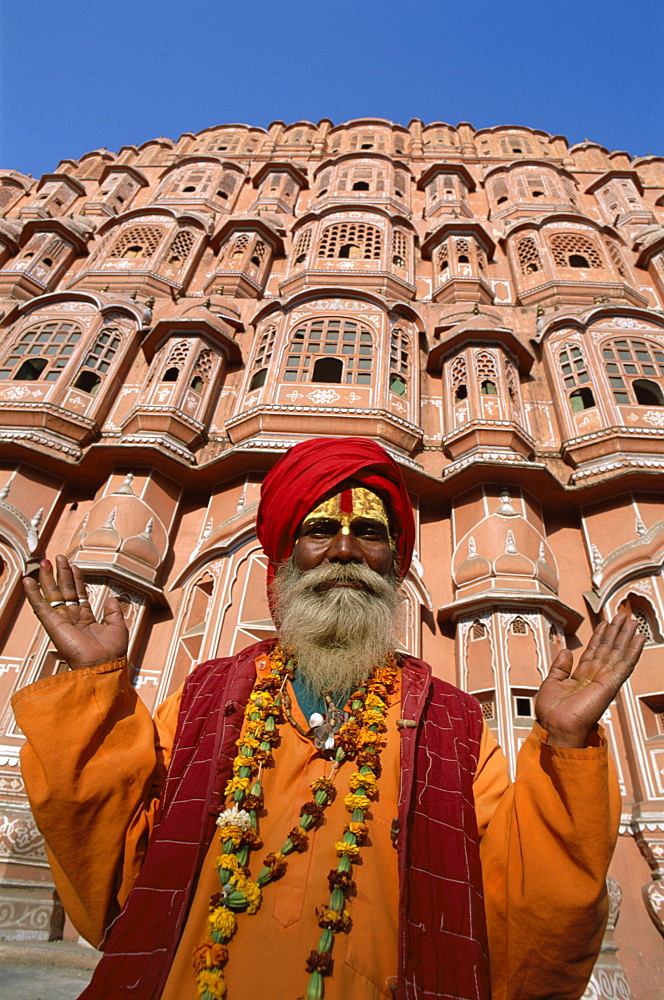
{"left": 23, "top": 554, "right": 128, "bottom": 671}
{"left": 535, "top": 613, "right": 645, "bottom": 748}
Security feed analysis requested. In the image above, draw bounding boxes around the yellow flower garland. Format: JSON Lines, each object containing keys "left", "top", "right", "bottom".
{"left": 193, "top": 645, "right": 398, "bottom": 1000}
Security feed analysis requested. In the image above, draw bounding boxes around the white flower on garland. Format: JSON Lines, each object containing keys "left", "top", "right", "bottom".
{"left": 216, "top": 805, "right": 253, "bottom": 831}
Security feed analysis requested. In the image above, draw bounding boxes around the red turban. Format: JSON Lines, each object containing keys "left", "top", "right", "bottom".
{"left": 256, "top": 437, "right": 415, "bottom": 577}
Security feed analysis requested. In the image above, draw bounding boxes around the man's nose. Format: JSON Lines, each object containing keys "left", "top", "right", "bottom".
{"left": 326, "top": 530, "right": 363, "bottom": 563}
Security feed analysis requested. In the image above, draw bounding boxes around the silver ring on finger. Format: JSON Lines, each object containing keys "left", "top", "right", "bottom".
{"left": 50, "top": 600, "right": 65, "bottom": 608}
{"left": 79, "top": 599, "right": 90, "bottom": 606}
{"left": 65, "top": 600, "right": 79, "bottom": 606}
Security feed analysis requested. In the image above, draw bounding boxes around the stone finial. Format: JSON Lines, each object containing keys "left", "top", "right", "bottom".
{"left": 497, "top": 491, "right": 518, "bottom": 517}
{"left": 114, "top": 472, "right": 135, "bottom": 495}
{"left": 539, "top": 542, "right": 545, "bottom": 559}
{"left": 30, "top": 508, "right": 43, "bottom": 529}
{"left": 104, "top": 507, "right": 117, "bottom": 530}
{"left": 468, "top": 536, "right": 477, "bottom": 556}
{"left": 591, "top": 544, "right": 603, "bottom": 572}
{"left": 139, "top": 517, "right": 154, "bottom": 540}
{"left": 0, "top": 482, "right": 10, "bottom": 501}
{"left": 636, "top": 513, "right": 647, "bottom": 536}
{"left": 505, "top": 530, "right": 517, "bottom": 554}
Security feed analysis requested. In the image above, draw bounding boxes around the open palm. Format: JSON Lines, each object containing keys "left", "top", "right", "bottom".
{"left": 23, "top": 555, "right": 128, "bottom": 671}
{"left": 535, "top": 613, "right": 645, "bottom": 748}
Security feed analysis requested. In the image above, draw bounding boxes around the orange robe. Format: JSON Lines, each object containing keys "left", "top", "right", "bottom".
{"left": 13, "top": 657, "right": 619, "bottom": 1000}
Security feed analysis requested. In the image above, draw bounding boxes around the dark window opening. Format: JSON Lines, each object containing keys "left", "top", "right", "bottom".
{"left": 190, "top": 376, "right": 204, "bottom": 393}
{"left": 458, "top": 254, "right": 469, "bottom": 264}
{"left": 338, "top": 243, "right": 360, "bottom": 259}
{"left": 15, "top": 358, "right": 48, "bottom": 380}
{"left": 570, "top": 386, "right": 595, "bottom": 412}
{"left": 295, "top": 253, "right": 307, "bottom": 264}
{"left": 440, "top": 259, "right": 449, "bottom": 271}
{"left": 390, "top": 374, "right": 407, "bottom": 396}
{"left": 73, "top": 370, "right": 101, "bottom": 395}
{"left": 122, "top": 245, "right": 142, "bottom": 259}
{"left": 216, "top": 190, "right": 229, "bottom": 199}
{"left": 525, "top": 261, "right": 539, "bottom": 274}
{"left": 162, "top": 366, "right": 180, "bottom": 382}
{"left": 168, "top": 254, "right": 182, "bottom": 264}
{"left": 455, "top": 384, "right": 468, "bottom": 401}
{"left": 481, "top": 379, "right": 497, "bottom": 396}
{"left": 182, "top": 185, "right": 196, "bottom": 193}
{"left": 43, "top": 257, "right": 53, "bottom": 267}
{"left": 23, "top": 252, "right": 35, "bottom": 259}
{"left": 633, "top": 379, "right": 664, "bottom": 406}
{"left": 513, "top": 146, "right": 523, "bottom": 153}
{"left": 569, "top": 254, "right": 590, "bottom": 268}
{"left": 312, "top": 356, "right": 343, "bottom": 383}
{"left": 497, "top": 196, "right": 508, "bottom": 205}
{"left": 515, "top": 697, "right": 532, "bottom": 718}
{"left": 392, "top": 255, "right": 405, "bottom": 267}
{"left": 360, "top": 143, "right": 373, "bottom": 150}
{"left": 352, "top": 181, "right": 370, "bottom": 191}
{"left": 318, "top": 188, "right": 328, "bottom": 196}
{"left": 250, "top": 255, "right": 261, "bottom": 267}
{"left": 250, "top": 368, "right": 267, "bottom": 390}
{"left": 395, "top": 190, "right": 403, "bottom": 198}
{"left": 532, "top": 190, "right": 544, "bottom": 198}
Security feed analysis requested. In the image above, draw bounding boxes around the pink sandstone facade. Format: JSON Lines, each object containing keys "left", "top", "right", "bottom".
{"left": 0, "top": 118, "right": 662, "bottom": 996}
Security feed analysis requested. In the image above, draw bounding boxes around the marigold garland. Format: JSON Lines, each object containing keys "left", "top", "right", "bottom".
{"left": 193, "top": 645, "right": 398, "bottom": 1000}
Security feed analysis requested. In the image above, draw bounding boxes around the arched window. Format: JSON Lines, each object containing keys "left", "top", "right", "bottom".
{"left": 451, "top": 355, "right": 468, "bottom": 401}
{"left": 392, "top": 231, "right": 407, "bottom": 269}
{"left": 109, "top": 226, "right": 165, "bottom": 260}
{"left": 190, "top": 348, "right": 215, "bottom": 393}
{"left": 389, "top": 328, "right": 410, "bottom": 395}
{"left": 549, "top": 234, "right": 603, "bottom": 269}
{"left": 248, "top": 325, "right": 277, "bottom": 390}
{"left": 352, "top": 181, "right": 370, "bottom": 191}
{"left": 516, "top": 236, "right": 542, "bottom": 275}
{"left": 283, "top": 318, "right": 374, "bottom": 385}
{"left": 559, "top": 343, "right": 595, "bottom": 412}
{"left": 73, "top": 327, "right": 122, "bottom": 395}
{"left": 602, "top": 339, "right": 664, "bottom": 406}
{"left": 318, "top": 223, "right": 382, "bottom": 260}
{"left": 160, "top": 341, "right": 191, "bottom": 381}
{"left": 0, "top": 321, "right": 82, "bottom": 382}
{"left": 436, "top": 244, "right": 449, "bottom": 273}
{"left": 293, "top": 229, "right": 312, "bottom": 265}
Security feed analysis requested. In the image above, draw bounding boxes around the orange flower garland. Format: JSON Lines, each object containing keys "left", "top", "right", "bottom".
{"left": 192, "top": 646, "right": 398, "bottom": 1000}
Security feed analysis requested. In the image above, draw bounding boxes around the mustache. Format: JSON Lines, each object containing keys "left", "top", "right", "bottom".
{"left": 279, "top": 561, "right": 397, "bottom": 600}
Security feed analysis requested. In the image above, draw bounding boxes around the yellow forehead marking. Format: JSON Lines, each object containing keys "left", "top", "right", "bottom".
{"left": 302, "top": 487, "right": 394, "bottom": 547}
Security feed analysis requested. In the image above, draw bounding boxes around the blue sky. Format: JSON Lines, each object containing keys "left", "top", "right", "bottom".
{"left": 2, "top": 0, "right": 662, "bottom": 179}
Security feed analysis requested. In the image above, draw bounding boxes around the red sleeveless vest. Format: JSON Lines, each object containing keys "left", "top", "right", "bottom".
{"left": 79, "top": 641, "right": 489, "bottom": 1000}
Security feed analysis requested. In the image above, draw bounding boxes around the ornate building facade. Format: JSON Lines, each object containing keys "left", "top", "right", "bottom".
{"left": 0, "top": 118, "right": 662, "bottom": 996}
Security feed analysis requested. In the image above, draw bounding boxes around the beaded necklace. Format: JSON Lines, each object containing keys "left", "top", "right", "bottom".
{"left": 193, "top": 644, "right": 398, "bottom": 1000}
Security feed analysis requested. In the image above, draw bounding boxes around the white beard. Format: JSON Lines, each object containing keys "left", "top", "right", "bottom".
{"left": 271, "top": 559, "right": 401, "bottom": 699}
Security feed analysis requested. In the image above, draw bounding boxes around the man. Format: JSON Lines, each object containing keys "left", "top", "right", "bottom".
{"left": 13, "top": 437, "right": 644, "bottom": 1000}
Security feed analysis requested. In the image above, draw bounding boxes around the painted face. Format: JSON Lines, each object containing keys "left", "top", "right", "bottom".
{"left": 295, "top": 487, "right": 396, "bottom": 576}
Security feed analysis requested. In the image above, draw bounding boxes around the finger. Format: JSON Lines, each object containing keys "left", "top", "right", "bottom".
{"left": 23, "top": 574, "right": 56, "bottom": 619}
{"left": 71, "top": 563, "right": 92, "bottom": 609}
{"left": 101, "top": 595, "right": 126, "bottom": 625}
{"left": 37, "top": 558, "right": 66, "bottom": 608}
{"left": 577, "top": 620, "right": 610, "bottom": 666}
{"left": 55, "top": 554, "right": 80, "bottom": 606}
{"left": 544, "top": 649, "right": 573, "bottom": 683}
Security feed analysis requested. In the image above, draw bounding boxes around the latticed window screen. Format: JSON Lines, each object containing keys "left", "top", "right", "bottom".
{"left": 251, "top": 241, "right": 266, "bottom": 266}
{"left": 0, "top": 186, "right": 17, "bottom": 210}
{"left": 504, "top": 357, "right": 520, "bottom": 404}
{"left": 317, "top": 223, "right": 382, "bottom": 259}
{"left": 477, "top": 247, "right": 488, "bottom": 272}
{"left": 283, "top": 318, "right": 374, "bottom": 385}
{"left": 500, "top": 136, "right": 532, "bottom": 155}
{"left": 516, "top": 236, "right": 542, "bottom": 275}
{"left": 450, "top": 355, "right": 467, "bottom": 394}
{"left": 165, "top": 230, "right": 196, "bottom": 265}
{"left": 602, "top": 339, "right": 664, "bottom": 405}
{"left": 475, "top": 351, "right": 498, "bottom": 380}
{"left": 436, "top": 243, "right": 449, "bottom": 272}
{"left": 316, "top": 171, "right": 331, "bottom": 194}
{"left": 605, "top": 241, "right": 627, "bottom": 278}
{"left": 21, "top": 235, "right": 49, "bottom": 259}
{"left": 41, "top": 240, "right": 67, "bottom": 264}
{"left": 480, "top": 699, "right": 495, "bottom": 720}
{"left": 81, "top": 329, "right": 122, "bottom": 374}
{"left": 109, "top": 226, "right": 165, "bottom": 259}
{"left": 227, "top": 234, "right": 250, "bottom": 260}
{"left": 493, "top": 178, "right": 509, "bottom": 204}
{"left": 392, "top": 231, "right": 407, "bottom": 267}
{"left": 394, "top": 171, "right": 407, "bottom": 196}
{"left": 216, "top": 172, "right": 238, "bottom": 199}
{"left": 633, "top": 609, "right": 653, "bottom": 642}
{"left": 471, "top": 619, "right": 486, "bottom": 639}
{"left": 559, "top": 344, "right": 590, "bottom": 389}
{"left": 164, "top": 341, "right": 191, "bottom": 369}
{"left": 511, "top": 617, "right": 527, "bottom": 634}
{"left": 0, "top": 321, "right": 82, "bottom": 381}
{"left": 549, "top": 234, "right": 603, "bottom": 268}
{"left": 193, "top": 348, "right": 215, "bottom": 381}
{"left": 293, "top": 229, "right": 312, "bottom": 263}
